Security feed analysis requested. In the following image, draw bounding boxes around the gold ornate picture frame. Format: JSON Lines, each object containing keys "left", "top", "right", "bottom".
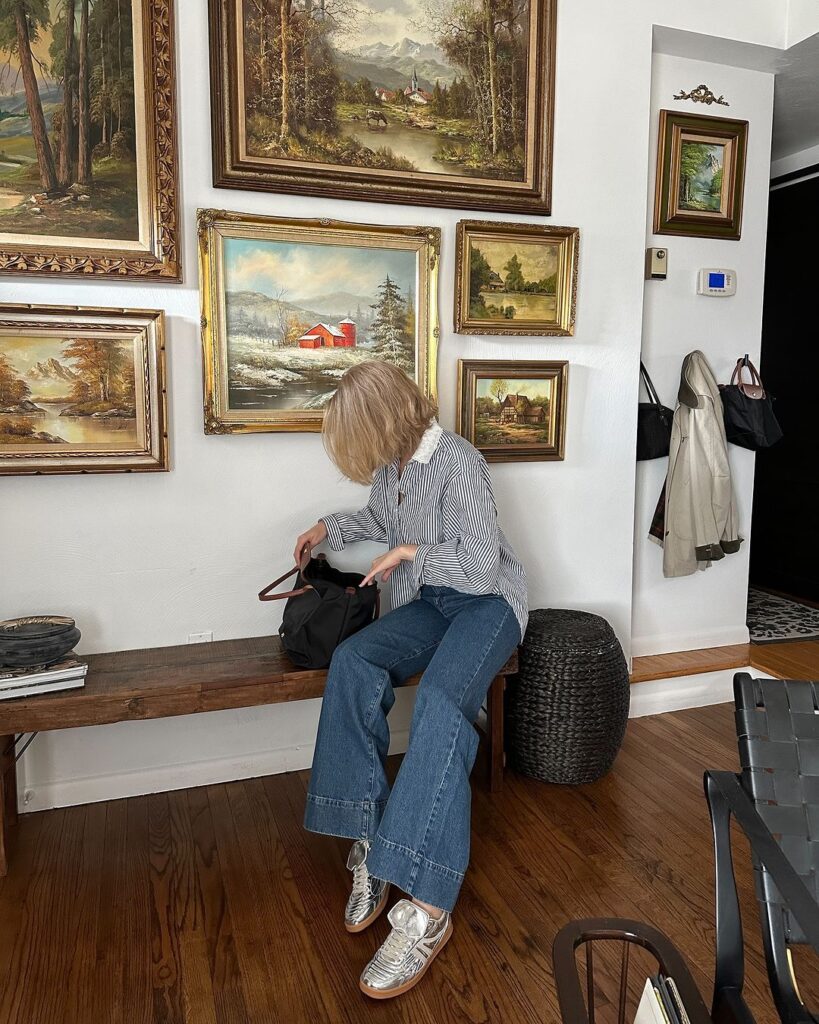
{"left": 198, "top": 210, "right": 440, "bottom": 433}
{"left": 0, "top": 305, "right": 168, "bottom": 475}
{"left": 654, "top": 110, "right": 748, "bottom": 240}
{"left": 208, "top": 0, "right": 556, "bottom": 214}
{"left": 457, "top": 359, "right": 567, "bottom": 462}
{"left": 455, "top": 220, "right": 578, "bottom": 336}
{"left": 0, "top": 0, "right": 180, "bottom": 280}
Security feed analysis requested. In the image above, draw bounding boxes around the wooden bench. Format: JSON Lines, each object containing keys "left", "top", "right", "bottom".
{"left": 0, "top": 636, "right": 518, "bottom": 876}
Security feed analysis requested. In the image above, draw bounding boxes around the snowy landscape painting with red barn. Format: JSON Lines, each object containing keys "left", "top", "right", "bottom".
{"left": 222, "top": 235, "right": 419, "bottom": 413}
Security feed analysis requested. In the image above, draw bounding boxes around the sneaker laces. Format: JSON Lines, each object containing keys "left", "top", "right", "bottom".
{"left": 350, "top": 860, "right": 371, "bottom": 904}
{"left": 373, "top": 925, "right": 415, "bottom": 972}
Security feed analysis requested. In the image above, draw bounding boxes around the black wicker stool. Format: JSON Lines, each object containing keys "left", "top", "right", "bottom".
{"left": 508, "top": 609, "right": 629, "bottom": 785}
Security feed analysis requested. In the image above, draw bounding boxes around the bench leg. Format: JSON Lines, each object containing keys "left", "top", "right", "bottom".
{"left": 0, "top": 734, "right": 18, "bottom": 877}
{"left": 486, "top": 677, "right": 506, "bottom": 793}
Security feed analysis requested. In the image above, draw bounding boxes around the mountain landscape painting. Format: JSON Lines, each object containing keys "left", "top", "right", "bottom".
{"left": 0, "top": 0, "right": 139, "bottom": 241}
{"left": 0, "top": 333, "right": 139, "bottom": 450}
{"left": 222, "top": 235, "right": 418, "bottom": 414}
{"left": 212, "top": 0, "right": 555, "bottom": 212}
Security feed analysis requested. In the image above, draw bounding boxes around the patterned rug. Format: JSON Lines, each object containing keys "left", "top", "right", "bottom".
{"left": 748, "top": 587, "right": 819, "bottom": 644}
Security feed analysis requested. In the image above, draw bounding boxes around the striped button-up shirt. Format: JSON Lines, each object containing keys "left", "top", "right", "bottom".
{"left": 321, "top": 421, "right": 528, "bottom": 637}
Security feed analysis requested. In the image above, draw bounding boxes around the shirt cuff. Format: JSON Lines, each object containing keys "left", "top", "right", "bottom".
{"left": 320, "top": 514, "right": 345, "bottom": 552}
{"left": 412, "top": 543, "right": 434, "bottom": 587}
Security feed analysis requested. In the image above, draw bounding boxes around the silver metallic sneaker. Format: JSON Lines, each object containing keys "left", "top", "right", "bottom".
{"left": 359, "top": 898, "right": 453, "bottom": 999}
{"left": 345, "top": 840, "right": 389, "bottom": 933}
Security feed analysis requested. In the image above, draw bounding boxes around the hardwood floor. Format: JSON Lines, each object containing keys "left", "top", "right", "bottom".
{"left": 751, "top": 637, "right": 819, "bottom": 679}
{"left": 0, "top": 705, "right": 815, "bottom": 1024}
{"left": 630, "top": 644, "right": 751, "bottom": 683}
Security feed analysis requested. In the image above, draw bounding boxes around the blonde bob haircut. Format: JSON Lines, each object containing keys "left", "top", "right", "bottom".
{"left": 323, "top": 361, "right": 438, "bottom": 484}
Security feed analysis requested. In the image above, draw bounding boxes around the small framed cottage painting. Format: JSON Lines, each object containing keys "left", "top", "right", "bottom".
{"left": 457, "top": 359, "right": 567, "bottom": 462}
{"left": 0, "top": 305, "right": 168, "bottom": 475}
{"left": 455, "top": 220, "right": 578, "bottom": 335}
{"left": 198, "top": 210, "right": 439, "bottom": 433}
{"left": 0, "top": 0, "right": 180, "bottom": 279}
{"left": 208, "top": 0, "right": 556, "bottom": 214}
{"left": 654, "top": 111, "right": 748, "bottom": 240}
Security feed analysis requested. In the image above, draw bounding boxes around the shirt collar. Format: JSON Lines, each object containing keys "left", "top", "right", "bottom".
{"left": 409, "top": 419, "right": 443, "bottom": 464}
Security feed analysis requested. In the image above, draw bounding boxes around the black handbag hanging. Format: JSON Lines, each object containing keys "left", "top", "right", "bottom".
{"left": 719, "top": 355, "right": 784, "bottom": 451}
{"left": 637, "top": 361, "right": 674, "bottom": 461}
{"left": 258, "top": 553, "right": 379, "bottom": 669}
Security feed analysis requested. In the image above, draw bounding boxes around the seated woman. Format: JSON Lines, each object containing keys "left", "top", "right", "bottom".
{"left": 294, "top": 360, "right": 527, "bottom": 1000}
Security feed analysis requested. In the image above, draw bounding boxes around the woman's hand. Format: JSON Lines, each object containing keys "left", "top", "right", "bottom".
{"left": 293, "top": 521, "right": 328, "bottom": 566}
{"left": 360, "top": 545, "right": 418, "bottom": 587}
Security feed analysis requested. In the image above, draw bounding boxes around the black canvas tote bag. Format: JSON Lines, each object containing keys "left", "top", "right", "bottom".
{"left": 637, "top": 361, "right": 674, "bottom": 461}
{"left": 719, "top": 356, "right": 784, "bottom": 451}
{"left": 258, "top": 553, "right": 379, "bottom": 669}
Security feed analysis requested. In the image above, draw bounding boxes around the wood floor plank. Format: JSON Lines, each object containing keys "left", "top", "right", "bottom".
{"left": 185, "top": 785, "right": 251, "bottom": 1024}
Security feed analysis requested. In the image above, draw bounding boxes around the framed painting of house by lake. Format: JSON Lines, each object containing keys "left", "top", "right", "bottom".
{"left": 654, "top": 111, "right": 748, "bottom": 240}
{"left": 457, "top": 359, "right": 567, "bottom": 462}
{"left": 198, "top": 209, "right": 439, "bottom": 433}
{"left": 208, "top": 0, "right": 555, "bottom": 214}
{"left": 0, "top": 305, "right": 168, "bottom": 474}
{"left": 455, "top": 220, "right": 578, "bottom": 335}
{"left": 0, "top": 0, "right": 180, "bottom": 279}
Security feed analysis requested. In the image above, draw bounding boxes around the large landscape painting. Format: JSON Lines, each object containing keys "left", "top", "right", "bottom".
{"left": 199, "top": 211, "right": 439, "bottom": 432}
{"left": 0, "top": 0, "right": 179, "bottom": 277}
{"left": 0, "top": 0, "right": 138, "bottom": 239}
{"left": 211, "top": 0, "right": 555, "bottom": 212}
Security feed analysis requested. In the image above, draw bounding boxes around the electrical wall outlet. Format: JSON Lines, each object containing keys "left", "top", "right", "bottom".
{"left": 188, "top": 631, "right": 213, "bottom": 644}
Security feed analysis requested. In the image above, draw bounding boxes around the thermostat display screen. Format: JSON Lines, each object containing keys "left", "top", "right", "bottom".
{"left": 698, "top": 268, "right": 736, "bottom": 296}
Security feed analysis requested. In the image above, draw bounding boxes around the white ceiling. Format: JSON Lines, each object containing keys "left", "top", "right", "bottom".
{"left": 771, "top": 31, "right": 819, "bottom": 161}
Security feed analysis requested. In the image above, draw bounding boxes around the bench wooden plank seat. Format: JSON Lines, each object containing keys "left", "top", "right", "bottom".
{"left": 0, "top": 636, "right": 518, "bottom": 876}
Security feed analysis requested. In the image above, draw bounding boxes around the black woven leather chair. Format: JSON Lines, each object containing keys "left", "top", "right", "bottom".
{"left": 705, "top": 672, "right": 819, "bottom": 1024}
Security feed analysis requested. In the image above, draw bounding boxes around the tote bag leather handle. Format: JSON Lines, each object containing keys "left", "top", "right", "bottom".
{"left": 639, "top": 362, "right": 663, "bottom": 408}
{"left": 730, "top": 355, "right": 765, "bottom": 398}
{"left": 258, "top": 564, "right": 313, "bottom": 602}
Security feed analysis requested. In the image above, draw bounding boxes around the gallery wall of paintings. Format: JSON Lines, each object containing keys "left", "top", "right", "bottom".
{"left": 0, "top": 0, "right": 772, "bottom": 672}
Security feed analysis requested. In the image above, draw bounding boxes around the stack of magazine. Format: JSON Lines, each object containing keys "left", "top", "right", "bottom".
{"left": 0, "top": 655, "right": 87, "bottom": 701}
{"left": 634, "top": 974, "right": 691, "bottom": 1024}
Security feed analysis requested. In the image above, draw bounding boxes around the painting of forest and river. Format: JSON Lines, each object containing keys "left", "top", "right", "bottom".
{"left": 469, "top": 237, "right": 558, "bottom": 323}
{"left": 237, "top": 0, "right": 533, "bottom": 183}
{"left": 0, "top": 0, "right": 139, "bottom": 242}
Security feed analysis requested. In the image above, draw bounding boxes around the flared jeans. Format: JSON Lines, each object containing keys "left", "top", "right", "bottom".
{"left": 304, "top": 585, "right": 521, "bottom": 912}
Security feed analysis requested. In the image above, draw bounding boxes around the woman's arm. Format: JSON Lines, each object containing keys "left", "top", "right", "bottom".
{"left": 412, "top": 457, "right": 501, "bottom": 593}
{"left": 320, "top": 486, "right": 388, "bottom": 551}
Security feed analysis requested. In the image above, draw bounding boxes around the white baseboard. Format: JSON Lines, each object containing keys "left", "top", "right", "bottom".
{"left": 628, "top": 664, "right": 772, "bottom": 718}
{"left": 630, "top": 625, "right": 750, "bottom": 658}
{"left": 20, "top": 728, "right": 412, "bottom": 813}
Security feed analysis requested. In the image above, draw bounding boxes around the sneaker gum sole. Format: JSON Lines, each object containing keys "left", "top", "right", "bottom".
{"left": 345, "top": 884, "right": 390, "bottom": 934}
{"left": 358, "top": 919, "right": 453, "bottom": 1000}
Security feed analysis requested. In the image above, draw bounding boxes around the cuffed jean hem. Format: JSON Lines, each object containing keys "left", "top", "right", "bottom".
{"left": 367, "top": 832, "right": 464, "bottom": 913}
{"left": 303, "top": 793, "right": 386, "bottom": 842}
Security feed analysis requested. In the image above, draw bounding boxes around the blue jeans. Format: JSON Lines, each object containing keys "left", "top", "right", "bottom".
{"left": 304, "top": 585, "right": 521, "bottom": 912}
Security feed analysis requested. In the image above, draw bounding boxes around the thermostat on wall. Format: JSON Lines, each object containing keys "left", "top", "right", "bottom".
{"left": 697, "top": 268, "right": 736, "bottom": 296}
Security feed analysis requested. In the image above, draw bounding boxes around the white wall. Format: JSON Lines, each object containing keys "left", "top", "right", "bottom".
{"left": 1, "top": 2, "right": 785, "bottom": 810}
{"left": 631, "top": 54, "right": 774, "bottom": 658}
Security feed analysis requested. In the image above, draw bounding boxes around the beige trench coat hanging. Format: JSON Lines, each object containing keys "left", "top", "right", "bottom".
{"left": 651, "top": 350, "right": 742, "bottom": 578}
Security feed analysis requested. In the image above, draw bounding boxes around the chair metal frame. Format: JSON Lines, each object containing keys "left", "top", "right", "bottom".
{"left": 705, "top": 671, "right": 819, "bottom": 1024}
